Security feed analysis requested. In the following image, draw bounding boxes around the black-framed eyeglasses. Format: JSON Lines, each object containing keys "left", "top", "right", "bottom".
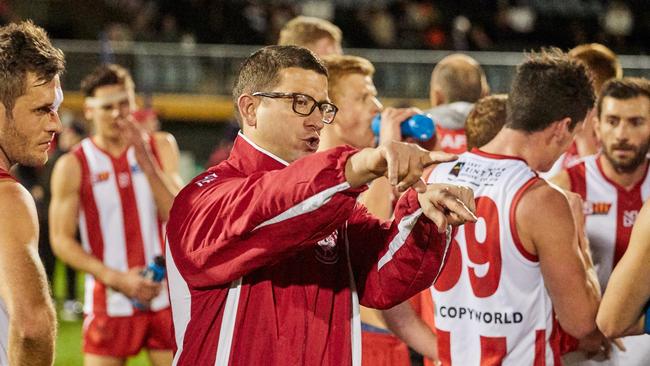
{"left": 252, "top": 92, "right": 338, "bottom": 124}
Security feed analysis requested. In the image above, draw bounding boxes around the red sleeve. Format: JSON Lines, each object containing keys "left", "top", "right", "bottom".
{"left": 347, "top": 188, "right": 448, "bottom": 309}
{"left": 566, "top": 162, "right": 587, "bottom": 199}
{"left": 167, "top": 146, "right": 366, "bottom": 288}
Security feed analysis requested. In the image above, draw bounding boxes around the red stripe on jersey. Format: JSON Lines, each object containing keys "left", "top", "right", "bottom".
{"left": 147, "top": 136, "right": 166, "bottom": 252}
{"left": 534, "top": 329, "right": 545, "bottom": 366}
{"left": 614, "top": 187, "right": 642, "bottom": 266}
{"left": 595, "top": 158, "right": 648, "bottom": 266}
{"left": 148, "top": 136, "right": 166, "bottom": 253}
{"left": 110, "top": 155, "right": 146, "bottom": 269}
{"left": 0, "top": 167, "right": 15, "bottom": 181}
{"left": 149, "top": 135, "right": 162, "bottom": 167}
{"left": 566, "top": 161, "right": 587, "bottom": 199}
{"left": 480, "top": 335, "right": 507, "bottom": 365}
{"left": 509, "top": 177, "right": 540, "bottom": 262}
{"left": 74, "top": 147, "right": 108, "bottom": 313}
{"left": 436, "top": 328, "right": 451, "bottom": 366}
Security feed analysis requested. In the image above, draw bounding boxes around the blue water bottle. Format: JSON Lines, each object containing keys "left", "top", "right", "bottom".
{"left": 371, "top": 113, "right": 435, "bottom": 141}
{"left": 132, "top": 255, "right": 166, "bottom": 310}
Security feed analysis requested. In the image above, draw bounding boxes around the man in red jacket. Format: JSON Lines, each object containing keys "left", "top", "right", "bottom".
{"left": 166, "top": 45, "right": 477, "bottom": 366}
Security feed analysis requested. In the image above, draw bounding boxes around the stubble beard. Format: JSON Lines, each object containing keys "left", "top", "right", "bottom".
{"left": 603, "top": 141, "right": 650, "bottom": 174}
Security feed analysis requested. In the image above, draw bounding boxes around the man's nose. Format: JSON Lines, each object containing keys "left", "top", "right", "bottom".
{"left": 372, "top": 97, "right": 383, "bottom": 114}
{"left": 48, "top": 111, "right": 63, "bottom": 134}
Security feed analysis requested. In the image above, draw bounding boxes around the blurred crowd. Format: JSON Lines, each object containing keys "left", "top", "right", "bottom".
{"left": 0, "top": 0, "right": 648, "bottom": 53}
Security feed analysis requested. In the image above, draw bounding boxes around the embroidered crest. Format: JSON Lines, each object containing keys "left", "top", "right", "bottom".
{"left": 315, "top": 230, "right": 339, "bottom": 264}
{"left": 195, "top": 173, "right": 219, "bottom": 187}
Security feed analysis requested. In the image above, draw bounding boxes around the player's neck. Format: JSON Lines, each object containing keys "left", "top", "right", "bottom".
{"left": 598, "top": 155, "right": 648, "bottom": 191}
{"left": 480, "top": 128, "right": 549, "bottom": 170}
{"left": 0, "top": 150, "right": 12, "bottom": 172}
{"left": 92, "top": 134, "right": 128, "bottom": 157}
{"left": 574, "top": 136, "right": 599, "bottom": 157}
{"left": 0, "top": 146, "right": 11, "bottom": 171}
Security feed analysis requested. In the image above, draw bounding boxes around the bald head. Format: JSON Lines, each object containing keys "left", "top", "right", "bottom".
{"left": 430, "top": 54, "right": 487, "bottom": 106}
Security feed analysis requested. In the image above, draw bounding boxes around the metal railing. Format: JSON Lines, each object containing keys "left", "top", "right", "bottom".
{"left": 54, "top": 39, "right": 650, "bottom": 101}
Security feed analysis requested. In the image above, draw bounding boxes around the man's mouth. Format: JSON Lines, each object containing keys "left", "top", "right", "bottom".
{"left": 304, "top": 136, "right": 320, "bottom": 151}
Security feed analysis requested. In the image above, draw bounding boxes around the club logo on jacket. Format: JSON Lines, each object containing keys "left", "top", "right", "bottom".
{"left": 195, "top": 173, "right": 218, "bottom": 187}
{"left": 315, "top": 230, "right": 339, "bottom": 264}
{"left": 583, "top": 201, "right": 612, "bottom": 215}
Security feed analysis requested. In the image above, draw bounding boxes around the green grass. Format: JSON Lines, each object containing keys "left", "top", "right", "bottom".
{"left": 52, "top": 260, "right": 151, "bottom": 366}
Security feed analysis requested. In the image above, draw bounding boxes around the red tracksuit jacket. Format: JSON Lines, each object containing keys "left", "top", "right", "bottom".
{"left": 166, "top": 133, "right": 450, "bottom": 365}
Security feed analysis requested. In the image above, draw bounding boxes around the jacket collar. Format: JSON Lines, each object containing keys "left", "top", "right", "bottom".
{"left": 228, "top": 131, "right": 289, "bottom": 175}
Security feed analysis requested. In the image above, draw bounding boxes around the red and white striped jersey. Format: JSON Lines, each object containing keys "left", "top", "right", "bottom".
{"left": 565, "top": 155, "right": 650, "bottom": 366}
{"left": 427, "top": 149, "right": 560, "bottom": 366}
{"left": 567, "top": 155, "right": 650, "bottom": 290}
{"left": 74, "top": 138, "right": 168, "bottom": 317}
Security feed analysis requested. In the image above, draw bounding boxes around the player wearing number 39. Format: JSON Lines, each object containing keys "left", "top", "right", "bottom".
{"left": 425, "top": 48, "right": 601, "bottom": 365}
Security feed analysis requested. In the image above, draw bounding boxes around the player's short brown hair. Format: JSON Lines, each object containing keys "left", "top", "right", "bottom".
{"left": 0, "top": 20, "right": 65, "bottom": 118}
{"left": 232, "top": 45, "right": 328, "bottom": 124}
{"left": 466, "top": 94, "right": 508, "bottom": 150}
{"left": 80, "top": 63, "right": 134, "bottom": 97}
{"left": 507, "top": 48, "right": 595, "bottom": 133}
{"left": 321, "top": 55, "right": 374, "bottom": 102}
{"left": 278, "top": 16, "right": 342, "bottom": 48}
{"left": 597, "top": 77, "right": 650, "bottom": 117}
{"left": 569, "top": 43, "right": 622, "bottom": 92}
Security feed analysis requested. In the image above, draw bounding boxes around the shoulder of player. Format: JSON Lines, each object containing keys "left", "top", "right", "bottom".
{"left": 0, "top": 180, "right": 37, "bottom": 232}
{"left": 152, "top": 131, "right": 177, "bottom": 151}
{"left": 50, "top": 152, "right": 82, "bottom": 191}
{"left": 517, "top": 179, "right": 572, "bottom": 227}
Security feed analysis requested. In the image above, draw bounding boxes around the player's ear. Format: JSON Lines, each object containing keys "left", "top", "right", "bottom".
{"left": 238, "top": 93, "right": 258, "bottom": 128}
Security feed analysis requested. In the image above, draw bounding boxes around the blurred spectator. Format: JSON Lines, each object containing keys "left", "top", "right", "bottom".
{"left": 9, "top": 0, "right": 650, "bottom": 53}
{"left": 422, "top": 53, "right": 489, "bottom": 153}
{"left": 278, "top": 15, "right": 342, "bottom": 56}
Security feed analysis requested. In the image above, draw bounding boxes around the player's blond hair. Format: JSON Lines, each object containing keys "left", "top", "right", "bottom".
{"left": 569, "top": 43, "right": 622, "bottom": 92}
{"left": 321, "top": 55, "right": 374, "bottom": 102}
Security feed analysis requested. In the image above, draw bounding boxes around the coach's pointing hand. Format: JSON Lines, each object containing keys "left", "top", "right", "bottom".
{"left": 346, "top": 141, "right": 458, "bottom": 193}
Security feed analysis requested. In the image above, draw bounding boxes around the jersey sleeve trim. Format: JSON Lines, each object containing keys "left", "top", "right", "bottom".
{"left": 509, "top": 177, "right": 540, "bottom": 263}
